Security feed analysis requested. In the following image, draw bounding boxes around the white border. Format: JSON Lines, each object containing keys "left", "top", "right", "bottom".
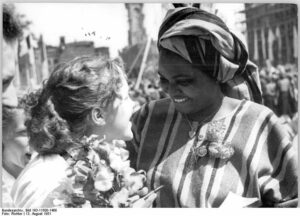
{"left": 1, "top": 0, "right": 299, "bottom": 215}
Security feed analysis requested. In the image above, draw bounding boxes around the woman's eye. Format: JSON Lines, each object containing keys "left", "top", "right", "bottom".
{"left": 176, "top": 79, "right": 193, "bottom": 86}
{"left": 159, "top": 77, "right": 169, "bottom": 84}
{"left": 16, "top": 129, "right": 27, "bottom": 137}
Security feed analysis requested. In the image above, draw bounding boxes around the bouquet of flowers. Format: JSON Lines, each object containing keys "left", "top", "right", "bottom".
{"left": 51, "top": 135, "right": 147, "bottom": 208}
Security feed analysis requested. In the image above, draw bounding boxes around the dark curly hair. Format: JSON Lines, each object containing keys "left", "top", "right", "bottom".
{"left": 3, "top": 3, "right": 23, "bottom": 43}
{"left": 26, "top": 56, "right": 126, "bottom": 155}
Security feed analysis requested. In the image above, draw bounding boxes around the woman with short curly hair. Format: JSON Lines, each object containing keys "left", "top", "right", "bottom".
{"left": 11, "top": 56, "right": 155, "bottom": 208}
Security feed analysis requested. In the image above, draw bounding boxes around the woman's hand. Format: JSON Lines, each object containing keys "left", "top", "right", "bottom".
{"left": 129, "top": 193, "right": 157, "bottom": 208}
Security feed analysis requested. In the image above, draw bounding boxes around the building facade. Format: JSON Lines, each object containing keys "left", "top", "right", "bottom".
{"left": 44, "top": 36, "right": 110, "bottom": 73}
{"left": 125, "top": 3, "right": 147, "bottom": 46}
{"left": 17, "top": 35, "right": 110, "bottom": 92}
{"left": 243, "top": 4, "right": 298, "bottom": 67}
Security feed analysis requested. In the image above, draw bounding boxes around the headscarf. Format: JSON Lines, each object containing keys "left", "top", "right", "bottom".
{"left": 158, "top": 7, "right": 262, "bottom": 103}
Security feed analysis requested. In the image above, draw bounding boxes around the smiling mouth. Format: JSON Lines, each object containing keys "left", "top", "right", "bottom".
{"left": 173, "top": 98, "right": 189, "bottom": 103}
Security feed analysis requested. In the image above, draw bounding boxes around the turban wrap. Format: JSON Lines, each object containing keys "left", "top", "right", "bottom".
{"left": 158, "top": 7, "right": 262, "bottom": 103}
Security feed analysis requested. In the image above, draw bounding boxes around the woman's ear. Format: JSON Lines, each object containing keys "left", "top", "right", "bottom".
{"left": 91, "top": 107, "right": 106, "bottom": 126}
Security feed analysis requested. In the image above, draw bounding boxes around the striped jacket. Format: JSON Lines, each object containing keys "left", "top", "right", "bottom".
{"left": 128, "top": 98, "right": 297, "bottom": 207}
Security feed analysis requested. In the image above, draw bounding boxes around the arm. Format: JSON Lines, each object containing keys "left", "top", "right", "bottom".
{"left": 258, "top": 117, "right": 298, "bottom": 207}
{"left": 127, "top": 103, "right": 150, "bottom": 169}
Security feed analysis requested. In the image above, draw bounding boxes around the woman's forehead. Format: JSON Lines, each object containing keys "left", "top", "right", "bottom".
{"left": 159, "top": 50, "right": 196, "bottom": 77}
{"left": 159, "top": 49, "right": 190, "bottom": 64}
{"left": 115, "top": 78, "right": 129, "bottom": 97}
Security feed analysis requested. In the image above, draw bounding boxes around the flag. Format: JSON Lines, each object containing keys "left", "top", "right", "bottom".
{"left": 18, "top": 34, "right": 37, "bottom": 89}
{"left": 267, "top": 27, "right": 275, "bottom": 61}
{"left": 275, "top": 26, "right": 282, "bottom": 61}
{"left": 261, "top": 29, "right": 266, "bottom": 59}
{"left": 39, "top": 34, "right": 49, "bottom": 81}
{"left": 253, "top": 29, "right": 258, "bottom": 61}
{"left": 293, "top": 25, "right": 298, "bottom": 58}
{"left": 26, "top": 35, "right": 35, "bottom": 66}
{"left": 18, "top": 35, "right": 31, "bottom": 88}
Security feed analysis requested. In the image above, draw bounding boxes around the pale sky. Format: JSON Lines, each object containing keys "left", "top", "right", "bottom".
{"left": 15, "top": 3, "right": 245, "bottom": 57}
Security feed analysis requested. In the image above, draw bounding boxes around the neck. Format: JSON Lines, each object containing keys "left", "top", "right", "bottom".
{"left": 186, "top": 94, "right": 224, "bottom": 123}
{"left": 2, "top": 154, "right": 23, "bottom": 179}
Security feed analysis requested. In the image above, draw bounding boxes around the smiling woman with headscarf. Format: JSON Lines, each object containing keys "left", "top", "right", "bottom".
{"left": 158, "top": 6, "right": 262, "bottom": 103}
{"left": 128, "top": 5, "right": 297, "bottom": 208}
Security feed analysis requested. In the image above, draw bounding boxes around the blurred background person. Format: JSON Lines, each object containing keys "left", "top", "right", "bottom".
{"left": 2, "top": 102, "right": 30, "bottom": 208}
{"left": 2, "top": 3, "right": 22, "bottom": 108}
{"left": 264, "top": 75, "right": 278, "bottom": 114}
{"left": 277, "top": 70, "right": 294, "bottom": 119}
{"left": 2, "top": 3, "right": 28, "bottom": 207}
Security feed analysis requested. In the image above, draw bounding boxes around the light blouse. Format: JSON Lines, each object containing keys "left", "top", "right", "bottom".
{"left": 11, "top": 154, "right": 69, "bottom": 208}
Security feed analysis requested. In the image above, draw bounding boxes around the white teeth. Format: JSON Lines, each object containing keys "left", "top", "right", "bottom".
{"left": 173, "top": 98, "right": 188, "bottom": 103}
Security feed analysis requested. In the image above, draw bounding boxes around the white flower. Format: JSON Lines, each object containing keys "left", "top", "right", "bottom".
{"left": 96, "top": 142, "right": 112, "bottom": 157}
{"left": 93, "top": 165, "right": 114, "bottom": 192}
{"left": 123, "top": 171, "right": 146, "bottom": 196}
{"left": 120, "top": 167, "right": 136, "bottom": 178}
{"left": 86, "top": 134, "right": 99, "bottom": 143}
{"left": 112, "top": 140, "right": 126, "bottom": 148}
{"left": 87, "top": 150, "right": 101, "bottom": 165}
{"left": 109, "top": 188, "right": 130, "bottom": 207}
{"left": 73, "top": 160, "right": 91, "bottom": 181}
{"left": 119, "top": 148, "right": 129, "bottom": 161}
{"left": 81, "top": 200, "right": 92, "bottom": 208}
{"left": 109, "top": 152, "right": 130, "bottom": 173}
{"left": 63, "top": 135, "right": 152, "bottom": 207}
{"left": 53, "top": 198, "right": 68, "bottom": 207}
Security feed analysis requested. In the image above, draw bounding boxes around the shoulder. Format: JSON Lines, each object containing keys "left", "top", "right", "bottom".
{"left": 222, "top": 97, "right": 274, "bottom": 120}
{"left": 242, "top": 101, "right": 292, "bottom": 140}
{"left": 132, "top": 98, "right": 173, "bottom": 121}
{"left": 2, "top": 168, "right": 15, "bottom": 208}
{"left": 18, "top": 154, "right": 68, "bottom": 185}
{"left": 11, "top": 154, "right": 69, "bottom": 208}
{"left": 225, "top": 99, "right": 280, "bottom": 131}
{"left": 242, "top": 100, "right": 275, "bottom": 116}
{"left": 21, "top": 154, "right": 68, "bottom": 177}
{"left": 142, "top": 97, "right": 172, "bottom": 112}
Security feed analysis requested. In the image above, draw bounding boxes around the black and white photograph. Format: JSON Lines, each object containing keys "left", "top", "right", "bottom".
{"left": 1, "top": 2, "right": 299, "bottom": 210}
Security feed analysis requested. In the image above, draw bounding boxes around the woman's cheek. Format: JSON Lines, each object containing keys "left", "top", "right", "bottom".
{"left": 160, "top": 83, "right": 169, "bottom": 93}
{"left": 14, "top": 136, "right": 29, "bottom": 149}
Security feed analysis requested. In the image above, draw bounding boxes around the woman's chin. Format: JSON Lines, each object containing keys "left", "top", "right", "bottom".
{"left": 123, "top": 131, "right": 134, "bottom": 141}
{"left": 172, "top": 100, "right": 193, "bottom": 112}
{"left": 118, "top": 129, "right": 134, "bottom": 141}
{"left": 173, "top": 104, "right": 195, "bottom": 115}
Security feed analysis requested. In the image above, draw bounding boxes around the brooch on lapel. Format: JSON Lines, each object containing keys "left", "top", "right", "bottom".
{"left": 189, "top": 119, "right": 234, "bottom": 169}
{"left": 204, "top": 119, "right": 234, "bottom": 160}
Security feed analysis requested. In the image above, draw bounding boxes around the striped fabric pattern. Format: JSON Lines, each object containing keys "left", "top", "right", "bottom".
{"left": 129, "top": 98, "right": 297, "bottom": 207}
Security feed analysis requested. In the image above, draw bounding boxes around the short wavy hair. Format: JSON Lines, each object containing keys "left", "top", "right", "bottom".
{"left": 26, "top": 56, "right": 126, "bottom": 155}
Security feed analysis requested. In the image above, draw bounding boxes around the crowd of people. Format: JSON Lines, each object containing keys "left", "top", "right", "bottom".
{"left": 260, "top": 65, "right": 298, "bottom": 117}
{"left": 260, "top": 65, "right": 298, "bottom": 144}
{"left": 2, "top": 3, "right": 298, "bottom": 208}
